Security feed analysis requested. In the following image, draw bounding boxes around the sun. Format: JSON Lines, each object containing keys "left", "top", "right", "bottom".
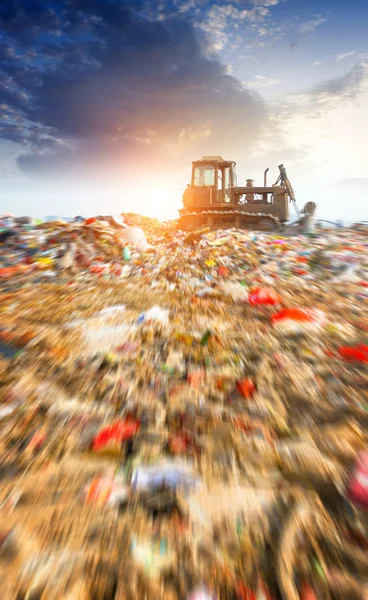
{"left": 133, "top": 186, "right": 182, "bottom": 221}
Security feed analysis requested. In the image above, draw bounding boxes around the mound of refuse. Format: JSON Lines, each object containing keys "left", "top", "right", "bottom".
{"left": 0, "top": 218, "right": 367, "bottom": 599}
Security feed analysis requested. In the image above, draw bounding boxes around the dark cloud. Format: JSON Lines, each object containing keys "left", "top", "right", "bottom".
{"left": 0, "top": 0, "right": 270, "bottom": 177}
{"left": 17, "top": 136, "right": 164, "bottom": 178}
{"left": 0, "top": 123, "right": 28, "bottom": 144}
{"left": 17, "top": 146, "right": 72, "bottom": 174}
{"left": 311, "top": 60, "right": 368, "bottom": 99}
{"left": 0, "top": 1, "right": 60, "bottom": 37}
{"left": 279, "top": 59, "right": 368, "bottom": 122}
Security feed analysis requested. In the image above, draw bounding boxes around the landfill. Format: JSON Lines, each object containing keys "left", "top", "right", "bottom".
{"left": 0, "top": 212, "right": 368, "bottom": 599}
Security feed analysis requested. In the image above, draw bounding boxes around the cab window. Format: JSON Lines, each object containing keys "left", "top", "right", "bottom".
{"left": 193, "top": 165, "right": 215, "bottom": 187}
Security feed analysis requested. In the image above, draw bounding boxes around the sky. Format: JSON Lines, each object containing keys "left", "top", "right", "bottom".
{"left": 0, "top": 0, "right": 368, "bottom": 221}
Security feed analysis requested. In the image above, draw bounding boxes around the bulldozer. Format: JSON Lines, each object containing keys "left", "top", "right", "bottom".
{"left": 179, "top": 156, "right": 309, "bottom": 231}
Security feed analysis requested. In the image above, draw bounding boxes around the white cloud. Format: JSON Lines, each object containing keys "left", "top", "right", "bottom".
{"left": 312, "top": 61, "right": 324, "bottom": 66}
{"left": 299, "top": 17, "right": 326, "bottom": 34}
{"left": 178, "top": 124, "right": 212, "bottom": 143}
{"left": 251, "top": 0, "right": 279, "bottom": 5}
{"left": 244, "top": 75, "right": 280, "bottom": 88}
{"left": 199, "top": 1, "right": 281, "bottom": 51}
{"left": 336, "top": 51, "right": 356, "bottom": 61}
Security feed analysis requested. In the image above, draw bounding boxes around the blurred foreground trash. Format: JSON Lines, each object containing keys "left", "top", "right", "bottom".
{"left": 0, "top": 215, "right": 367, "bottom": 599}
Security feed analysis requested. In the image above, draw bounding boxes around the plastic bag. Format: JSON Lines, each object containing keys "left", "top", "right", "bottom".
{"left": 271, "top": 307, "right": 325, "bottom": 333}
{"left": 131, "top": 461, "right": 200, "bottom": 492}
{"left": 337, "top": 344, "right": 368, "bottom": 363}
{"left": 92, "top": 418, "right": 140, "bottom": 452}
{"left": 248, "top": 287, "right": 282, "bottom": 306}
{"left": 118, "top": 226, "right": 148, "bottom": 249}
{"left": 90, "top": 264, "right": 108, "bottom": 275}
{"left": 221, "top": 282, "right": 248, "bottom": 301}
{"left": 218, "top": 266, "right": 229, "bottom": 277}
{"left": 137, "top": 306, "right": 169, "bottom": 325}
{"left": 236, "top": 378, "right": 256, "bottom": 399}
{"left": 83, "top": 473, "right": 128, "bottom": 507}
{"left": 347, "top": 450, "right": 368, "bottom": 508}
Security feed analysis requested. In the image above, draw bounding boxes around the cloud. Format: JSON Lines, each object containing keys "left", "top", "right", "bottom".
{"left": 332, "top": 178, "right": 368, "bottom": 187}
{"left": 336, "top": 51, "right": 356, "bottom": 61}
{"left": 198, "top": 0, "right": 281, "bottom": 51}
{"left": 298, "top": 17, "right": 326, "bottom": 34}
{"left": 252, "top": 0, "right": 280, "bottom": 6}
{"left": 311, "top": 60, "right": 368, "bottom": 102}
{"left": 243, "top": 75, "right": 280, "bottom": 88}
{"left": 312, "top": 61, "right": 324, "bottom": 66}
{"left": 284, "top": 59, "right": 368, "bottom": 114}
{"left": 173, "top": 0, "right": 196, "bottom": 14}
{"left": 0, "top": 2, "right": 60, "bottom": 41}
{"left": 200, "top": 4, "right": 260, "bottom": 50}
{"left": 0, "top": 0, "right": 275, "bottom": 178}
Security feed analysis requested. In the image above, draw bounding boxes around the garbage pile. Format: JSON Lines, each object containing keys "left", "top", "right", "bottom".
{"left": 0, "top": 216, "right": 367, "bottom": 599}
{"left": 0, "top": 212, "right": 166, "bottom": 280}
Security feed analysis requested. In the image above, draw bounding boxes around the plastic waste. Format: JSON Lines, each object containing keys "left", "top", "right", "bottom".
{"left": 337, "top": 344, "right": 368, "bottom": 363}
{"left": 1, "top": 217, "right": 368, "bottom": 598}
{"left": 347, "top": 450, "right": 368, "bottom": 508}
{"left": 92, "top": 418, "right": 140, "bottom": 453}
{"left": 248, "top": 287, "right": 282, "bottom": 306}
{"left": 220, "top": 282, "right": 248, "bottom": 301}
{"left": 111, "top": 215, "right": 126, "bottom": 228}
{"left": 122, "top": 247, "right": 131, "bottom": 261}
{"left": 271, "top": 307, "right": 326, "bottom": 333}
{"left": 188, "top": 586, "right": 216, "bottom": 600}
{"left": 83, "top": 472, "right": 128, "bottom": 507}
{"left": 99, "top": 305, "right": 126, "bottom": 316}
{"left": 236, "top": 378, "right": 256, "bottom": 399}
{"left": 131, "top": 462, "right": 201, "bottom": 492}
{"left": 218, "top": 265, "right": 229, "bottom": 277}
{"left": 118, "top": 226, "right": 148, "bottom": 249}
{"left": 137, "top": 306, "right": 169, "bottom": 325}
{"left": 90, "top": 264, "right": 109, "bottom": 275}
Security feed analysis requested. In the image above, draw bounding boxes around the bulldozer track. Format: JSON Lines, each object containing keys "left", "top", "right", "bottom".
{"left": 179, "top": 210, "right": 280, "bottom": 232}
{"left": 183, "top": 210, "right": 279, "bottom": 220}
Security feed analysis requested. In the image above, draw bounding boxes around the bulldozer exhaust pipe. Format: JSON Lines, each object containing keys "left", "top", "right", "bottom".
{"left": 264, "top": 168, "right": 269, "bottom": 187}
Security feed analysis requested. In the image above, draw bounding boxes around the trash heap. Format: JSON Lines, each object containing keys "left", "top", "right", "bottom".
{"left": 0, "top": 218, "right": 367, "bottom": 599}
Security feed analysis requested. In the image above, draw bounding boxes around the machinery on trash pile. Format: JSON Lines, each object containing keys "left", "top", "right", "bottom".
{"left": 179, "top": 156, "right": 312, "bottom": 231}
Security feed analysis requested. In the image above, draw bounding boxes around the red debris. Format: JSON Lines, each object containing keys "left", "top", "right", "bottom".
{"left": 92, "top": 418, "right": 140, "bottom": 452}
{"left": 236, "top": 378, "right": 256, "bottom": 399}
{"left": 248, "top": 287, "right": 282, "bottom": 306}
{"left": 338, "top": 344, "right": 368, "bottom": 363}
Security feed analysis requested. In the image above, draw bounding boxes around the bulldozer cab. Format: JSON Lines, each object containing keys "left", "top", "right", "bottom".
{"left": 184, "top": 156, "right": 237, "bottom": 208}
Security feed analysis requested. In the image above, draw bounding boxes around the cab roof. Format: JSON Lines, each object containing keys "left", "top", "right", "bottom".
{"left": 192, "top": 156, "right": 236, "bottom": 167}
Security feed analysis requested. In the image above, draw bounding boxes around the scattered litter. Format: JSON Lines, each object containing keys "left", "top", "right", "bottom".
{"left": 0, "top": 215, "right": 367, "bottom": 599}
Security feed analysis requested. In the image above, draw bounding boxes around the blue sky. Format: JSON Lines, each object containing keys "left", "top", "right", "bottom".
{"left": 0, "top": 0, "right": 367, "bottom": 220}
